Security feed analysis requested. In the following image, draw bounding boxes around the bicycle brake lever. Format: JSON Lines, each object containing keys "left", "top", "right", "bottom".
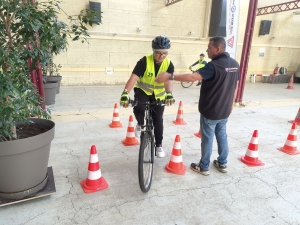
{"left": 157, "top": 99, "right": 166, "bottom": 106}
{"left": 132, "top": 99, "right": 139, "bottom": 107}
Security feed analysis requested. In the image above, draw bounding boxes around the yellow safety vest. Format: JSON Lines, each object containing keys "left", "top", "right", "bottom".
{"left": 197, "top": 58, "right": 206, "bottom": 70}
{"left": 136, "top": 54, "right": 170, "bottom": 100}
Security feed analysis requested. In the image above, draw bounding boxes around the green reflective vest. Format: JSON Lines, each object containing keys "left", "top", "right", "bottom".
{"left": 136, "top": 54, "right": 170, "bottom": 100}
{"left": 197, "top": 58, "right": 206, "bottom": 70}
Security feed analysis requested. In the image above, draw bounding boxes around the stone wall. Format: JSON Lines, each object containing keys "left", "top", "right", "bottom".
{"left": 54, "top": 0, "right": 300, "bottom": 85}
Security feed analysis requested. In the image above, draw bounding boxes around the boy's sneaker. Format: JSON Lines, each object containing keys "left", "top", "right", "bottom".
{"left": 156, "top": 146, "right": 165, "bottom": 158}
{"left": 135, "top": 125, "right": 141, "bottom": 138}
{"left": 213, "top": 160, "right": 227, "bottom": 173}
{"left": 190, "top": 163, "right": 209, "bottom": 176}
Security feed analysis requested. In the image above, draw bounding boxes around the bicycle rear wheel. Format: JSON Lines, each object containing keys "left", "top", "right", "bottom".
{"left": 181, "top": 82, "right": 194, "bottom": 88}
{"left": 138, "top": 131, "right": 154, "bottom": 192}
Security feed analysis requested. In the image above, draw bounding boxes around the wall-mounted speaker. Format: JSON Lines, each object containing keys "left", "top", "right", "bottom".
{"left": 259, "top": 20, "right": 272, "bottom": 36}
{"left": 209, "top": 0, "right": 227, "bottom": 37}
{"left": 89, "top": 1, "right": 101, "bottom": 23}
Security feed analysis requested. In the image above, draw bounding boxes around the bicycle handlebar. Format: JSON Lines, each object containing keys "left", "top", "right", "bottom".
{"left": 130, "top": 99, "right": 166, "bottom": 107}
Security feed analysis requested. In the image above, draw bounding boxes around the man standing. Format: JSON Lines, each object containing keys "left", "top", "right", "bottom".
{"left": 155, "top": 36, "right": 239, "bottom": 175}
{"left": 189, "top": 53, "right": 207, "bottom": 86}
{"left": 120, "top": 35, "right": 175, "bottom": 158}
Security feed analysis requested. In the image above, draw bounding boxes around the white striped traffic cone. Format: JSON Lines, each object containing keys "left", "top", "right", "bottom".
{"left": 288, "top": 107, "right": 300, "bottom": 126}
{"left": 238, "top": 130, "right": 265, "bottom": 166}
{"left": 165, "top": 135, "right": 186, "bottom": 175}
{"left": 278, "top": 122, "right": 300, "bottom": 155}
{"left": 173, "top": 101, "right": 186, "bottom": 125}
{"left": 286, "top": 74, "right": 294, "bottom": 90}
{"left": 109, "top": 103, "right": 122, "bottom": 128}
{"left": 194, "top": 129, "right": 201, "bottom": 138}
{"left": 80, "top": 145, "right": 109, "bottom": 193}
{"left": 122, "top": 115, "right": 139, "bottom": 146}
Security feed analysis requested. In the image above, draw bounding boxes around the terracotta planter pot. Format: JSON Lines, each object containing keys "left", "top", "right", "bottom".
{"left": 0, "top": 118, "right": 55, "bottom": 200}
{"left": 47, "top": 76, "right": 62, "bottom": 94}
{"left": 44, "top": 81, "right": 58, "bottom": 105}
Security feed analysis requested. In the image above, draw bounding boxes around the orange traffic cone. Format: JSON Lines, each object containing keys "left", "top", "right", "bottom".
{"left": 165, "top": 135, "right": 186, "bottom": 175}
{"left": 286, "top": 74, "right": 294, "bottom": 90}
{"left": 109, "top": 103, "right": 122, "bottom": 128}
{"left": 238, "top": 130, "right": 265, "bottom": 166}
{"left": 278, "top": 122, "right": 300, "bottom": 155}
{"left": 194, "top": 129, "right": 201, "bottom": 138}
{"left": 80, "top": 145, "right": 109, "bottom": 193}
{"left": 173, "top": 101, "right": 186, "bottom": 125}
{"left": 288, "top": 107, "right": 300, "bottom": 125}
{"left": 122, "top": 115, "right": 139, "bottom": 146}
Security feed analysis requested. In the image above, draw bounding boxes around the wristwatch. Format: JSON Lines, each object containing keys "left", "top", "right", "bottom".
{"left": 169, "top": 73, "right": 174, "bottom": 80}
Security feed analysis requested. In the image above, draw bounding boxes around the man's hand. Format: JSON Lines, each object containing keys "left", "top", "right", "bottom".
{"left": 189, "top": 66, "right": 192, "bottom": 70}
{"left": 120, "top": 90, "right": 130, "bottom": 108}
{"left": 155, "top": 72, "right": 172, "bottom": 83}
{"left": 165, "top": 92, "right": 175, "bottom": 106}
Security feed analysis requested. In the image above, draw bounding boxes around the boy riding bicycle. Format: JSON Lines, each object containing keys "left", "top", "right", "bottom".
{"left": 189, "top": 53, "right": 207, "bottom": 86}
{"left": 120, "top": 35, "right": 175, "bottom": 158}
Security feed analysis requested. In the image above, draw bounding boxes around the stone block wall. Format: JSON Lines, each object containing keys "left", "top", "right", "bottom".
{"left": 53, "top": 0, "right": 300, "bottom": 85}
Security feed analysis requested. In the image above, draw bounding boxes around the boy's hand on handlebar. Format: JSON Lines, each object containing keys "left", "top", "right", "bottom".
{"left": 120, "top": 90, "right": 130, "bottom": 108}
{"left": 189, "top": 66, "right": 192, "bottom": 70}
{"left": 165, "top": 92, "right": 175, "bottom": 106}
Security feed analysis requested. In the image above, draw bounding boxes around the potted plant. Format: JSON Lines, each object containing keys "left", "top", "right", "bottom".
{"left": 43, "top": 61, "right": 60, "bottom": 105}
{"left": 45, "top": 59, "right": 62, "bottom": 94}
{"left": 0, "top": 0, "right": 101, "bottom": 200}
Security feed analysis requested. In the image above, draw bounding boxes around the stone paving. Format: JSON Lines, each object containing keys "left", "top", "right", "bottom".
{"left": 0, "top": 82, "right": 300, "bottom": 225}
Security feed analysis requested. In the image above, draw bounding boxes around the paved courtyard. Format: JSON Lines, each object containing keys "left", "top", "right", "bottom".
{"left": 0, "top": 82, "right": 300, "bottom": 225}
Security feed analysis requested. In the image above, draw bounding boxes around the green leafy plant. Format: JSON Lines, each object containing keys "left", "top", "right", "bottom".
{"left": 0, "top": 0, "right": 102, "bottom": 141}
{"left": 43, "top": 57, "right": 62, "bottom": 77}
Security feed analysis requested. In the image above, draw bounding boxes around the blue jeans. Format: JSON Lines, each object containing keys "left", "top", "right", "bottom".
{"left": 199, "top": 114, "right": 229, "bottom": 170}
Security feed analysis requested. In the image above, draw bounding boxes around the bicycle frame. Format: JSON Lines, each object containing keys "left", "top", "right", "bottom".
{"left": 142, "top": 102, "right": 153, "bottom": 130}
{"left": 131, "top": 99, "right": 163, "bottom": 134}
{"left": 141, "top": 102, "right": 155, "bottom": 158}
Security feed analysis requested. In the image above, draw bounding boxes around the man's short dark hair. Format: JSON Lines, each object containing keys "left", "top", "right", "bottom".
{"left": 209, "top": 36, "right": 226, "bottom": 50}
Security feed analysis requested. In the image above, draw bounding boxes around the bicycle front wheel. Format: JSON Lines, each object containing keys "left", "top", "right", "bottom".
{"left": 181, "top": 82, "right": 194, "bottom": 88}
{"left": 138, "top": 131, "right": 154, "bottom": 192}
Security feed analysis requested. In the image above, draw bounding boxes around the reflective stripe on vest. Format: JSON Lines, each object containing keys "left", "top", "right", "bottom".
{"left": 136, "top": 54, "right": 170, "bottom": 100}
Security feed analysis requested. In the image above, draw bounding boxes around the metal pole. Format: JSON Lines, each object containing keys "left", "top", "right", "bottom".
{"left": 27, "top": 57, "right": 38, "bottom": 90}
{"left": 236, "top": 0, "right": 258, "bottom": 103}
{"left": 36, "top": 60, "right": 45, "bottom": 110}
{"left": 34, "top": 30, "right": 46, "bottom": 110}
{"left": 25, "top": 0, "right": 45, "bottom": 110}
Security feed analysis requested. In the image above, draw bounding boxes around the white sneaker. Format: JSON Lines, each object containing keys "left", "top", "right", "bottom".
{"left": 135, "top": 125, "right": 141, "bottom": 138}
{"left": 156, "top": 146, "right": 165, "bottom": 158}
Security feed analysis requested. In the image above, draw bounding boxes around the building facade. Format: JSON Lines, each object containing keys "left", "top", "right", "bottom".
{"left": 54, "top": 0, "right": 300, "bottom": 85}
